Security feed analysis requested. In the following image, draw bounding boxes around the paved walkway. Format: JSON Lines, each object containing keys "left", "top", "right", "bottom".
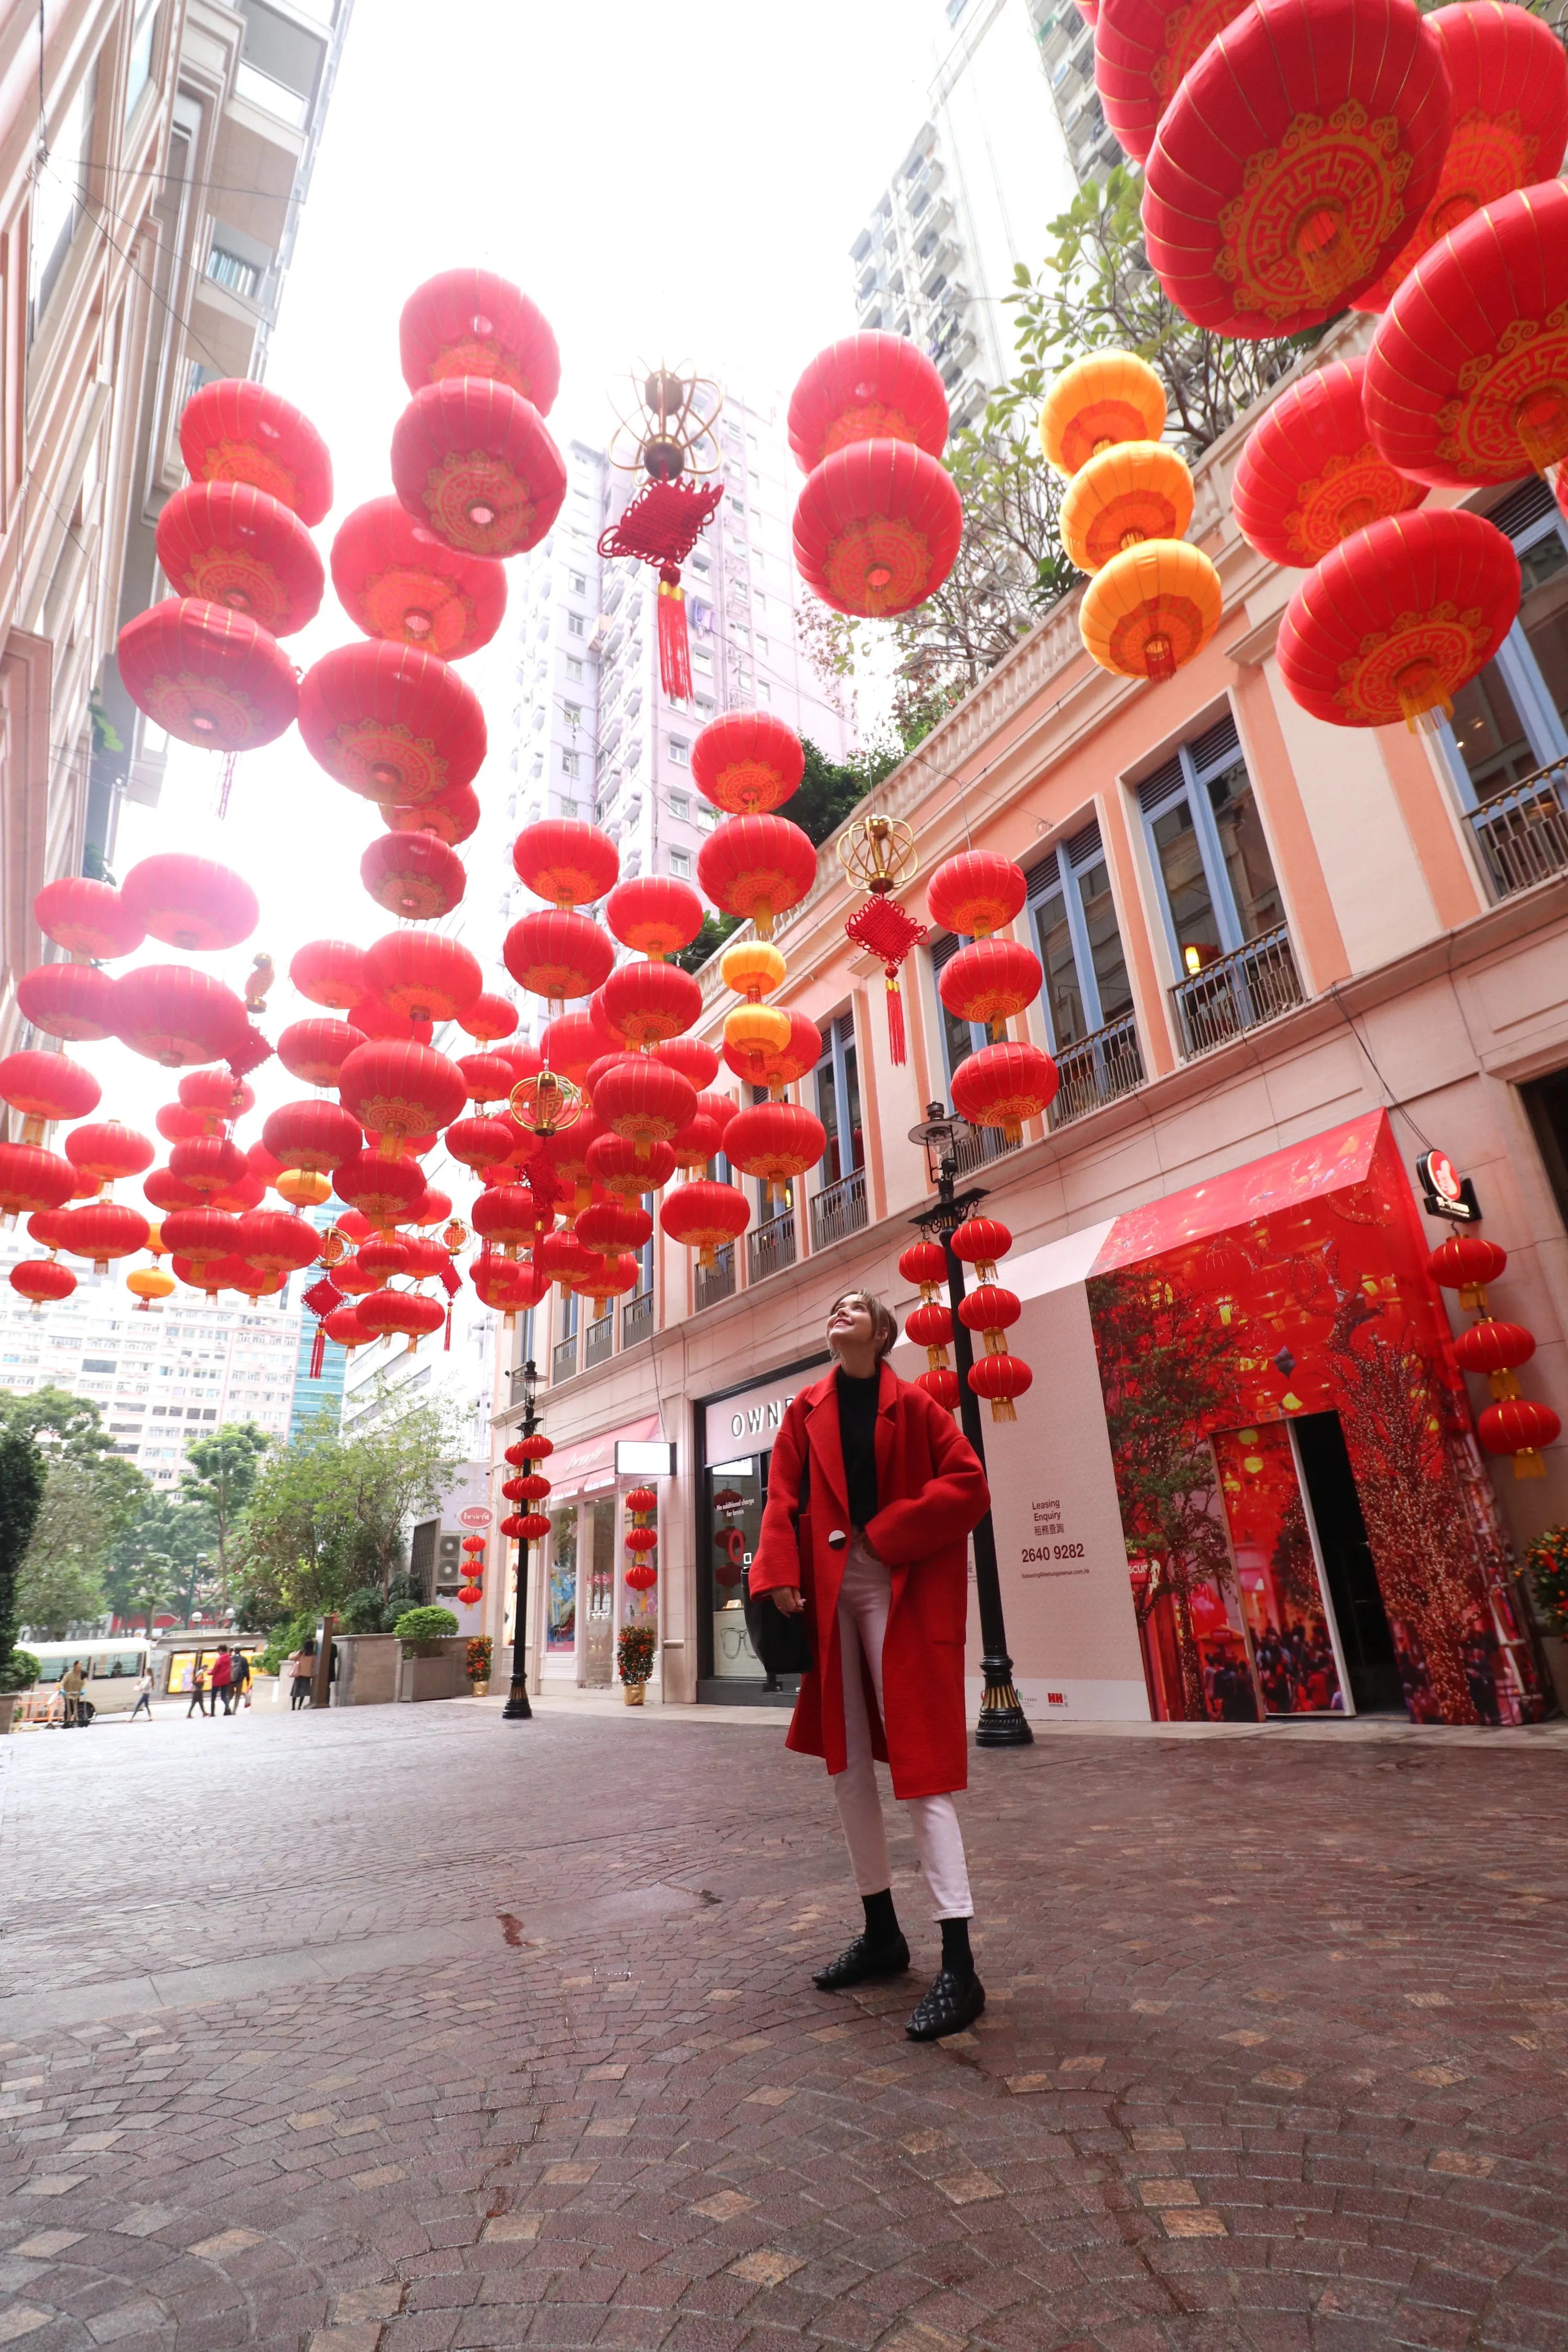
{"left": 2, "top": 1696, "right": 1566, "bottom": 2351}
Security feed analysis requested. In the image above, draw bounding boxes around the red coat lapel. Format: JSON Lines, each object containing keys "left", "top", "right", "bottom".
{"left": 804, "top": 1370, "right": 848, "bottom": 1520}
{"left": 874, "top": 1359, "right": 897, "bottom": 1507}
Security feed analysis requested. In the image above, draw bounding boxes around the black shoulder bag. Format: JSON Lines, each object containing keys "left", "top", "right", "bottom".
{"left": 744, "top": 1446, "right": 814, "bottom": 1681}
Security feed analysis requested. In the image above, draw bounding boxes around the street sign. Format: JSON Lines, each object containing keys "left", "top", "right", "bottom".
{"left": 1415, "top": 1148, "right": 1481, "bottom": 1224}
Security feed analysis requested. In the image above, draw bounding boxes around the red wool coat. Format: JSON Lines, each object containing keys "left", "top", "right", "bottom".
{"left": 748, "top": 1362, "right": 989, "bottom": 1800}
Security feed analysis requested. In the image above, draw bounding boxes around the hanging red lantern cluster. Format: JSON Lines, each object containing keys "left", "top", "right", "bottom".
{"left": 951, "top": 1216, "right": 1032, "bottom": 1423}
{"left": 788, "top": 335, "right": 963, "bottom": 619}
{"left": 392, "top": 270, "right": 565, "bottom": 558}
{"left": 926, "top": 852, "right": 1058, "bottom": 1144}
{"left": 622, "top": 1484, "right": 659, "bottom": 1594}
{"left": 898, "top": 1239, "right": 956, "bottom": 1409}
{"left": 457, "top": 1533, "right": 486, "bottom": 1607}
{"left": 1428, "top": 1234, "right": 1560, "bottom": 1479}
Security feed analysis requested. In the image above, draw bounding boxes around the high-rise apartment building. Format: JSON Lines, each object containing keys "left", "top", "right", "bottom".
{"left": 848, "top": 0, "right": 1094, "bottom": 432}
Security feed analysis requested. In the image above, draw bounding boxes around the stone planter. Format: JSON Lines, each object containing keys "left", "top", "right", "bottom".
{"left": 623, "top": 1682, "right": 647, "bottom": 1707}
{"left": 395, "top": 1636, "right": 467, "bottom": 1704}
{"left": 0, "top": 1692, "right": 19, "bottom": 1736}
{"left": 333, "top": 1633, "right": 400, "bottom": 1708}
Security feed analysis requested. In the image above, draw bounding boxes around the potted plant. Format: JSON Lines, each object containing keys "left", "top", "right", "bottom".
{"left": 392, "top": 1605, "right": 461, "bottom": 1704}
{"left": 393, "top": 1604, "right": 460, "bottom": 1654}
{"left": 466, "top": 1635, "right": 493, "bottom": 1697}
{"left": 617, "top": 1622, "right": 656, "bottom": 1705}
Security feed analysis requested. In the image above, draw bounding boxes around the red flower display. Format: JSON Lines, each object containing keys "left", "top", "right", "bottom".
{"left": 121, "top": 855, "right": 259, "bottom": 952}
{"left": 362, "top": 930, "right": 483, "bottom": 1025}
{"left": 155, "top": 480, "right": 324, "bottom": 636}
{"left": 792, "top": 441, "right": 963, "bottom": 618}
{"left": 504, "top": 909, "right": 615, "bottom": 1001}
{"left": 331, "top": 497, "right": 506, "bottom": 660}
{"left": 390, "top": 377, "right": 567, "bottom": 557}
{"left": 1140, "top": 0, "right": 1452, "bottom": 336}
{"left": 111, "top": 966, "right": 251, "bottom": 1068}
{"left": 925, "top": 851, "right": 1027, "bottom": 939}
{"left": 262, "top": 1098, "right": 363, "bottom": 1172}
{"left": 399, "top": 269, "right": 561, "bottom": 410}
{"left": 338, "top": 1041, "right": 466, "bottom": 1145}
{"left": 276, "top": 1018, "right": 367, "bottom": 1087}
{"left": 599, "top": 960, "right": 704, "bottom": 1047}
{"left": 16, "top": 964, "right": 117, "bottom": 1042}
{"left": 34, "top": 878, "right": 143, "bottom": 960}
{"left": 117, "top": 597, "right": 299, "bottom": 751}
{"left": 950, "top": 1041, "right": 1059, "bottom": 1141}
{"left": 606, "top": 875, "right": 704, "bottom": 958}
{"left": 938, "top": 938, "right": 1043, "bottom": 1033}
{"left": 690, "top": 711, "right": 805, "bottom": 815}
{"left": 788, "top": 333, "right": 950, "bottom": 470}
{"left": 697, "top": 813, "right": 817, "bottom": 939}
{"left": 179, "top": 377, "right": 333, "bottom": 524}
{"left": 1364, "top": 181, "right": 1568, "bottom": 503}
{"left": 298, "top": 640, "right": 487, "bottom": 805}
{"left": 1277, "top": 509, "right": 1519, "bottom": 729}
{"left": 290, "top": 938, "right": 368, "bottom": 1011}
{"left": 1232, "top": 356, "right": 1427, "bottom": 567}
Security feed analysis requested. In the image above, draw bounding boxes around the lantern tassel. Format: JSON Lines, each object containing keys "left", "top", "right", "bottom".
{"left": 657, "top": 566, "right": 693, "bottom": 701}
{"left": 309, "top": 1322, "right": 325, "bottom": 1380}
{"left": 444, "top": 1300, "right": 453, "bottom": 1351}
{"left": 884, "top": 967, "right": 907, "bottom": 1065}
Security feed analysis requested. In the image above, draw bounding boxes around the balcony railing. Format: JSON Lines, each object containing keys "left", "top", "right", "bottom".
{"left": 1048, "top": 1012, "right": 1146, "bottom": 1128}
{"left": 810, "top": 1165, "right": 868, "bottom": 1252}
{"left": 949, "top": 1116, "right": 1013, "bottom": 1177}
{"left": 622, "top": 1289, "right": 653, "bottom": 1348}
{"left": 747, "top": 1208, "right": 797, "bottom": 1284}
{"left": 584, "top": 1313, "right": 613, "bottom": 1370}
{"left": 1468, "top": 759, "right": 1568, "bottom": 898}
{"left": 1170, "top": 925, "right": 1304, "bottom": 1058}
{"left": 695, "top": 1244, "right": 736, "bottom": 1312}
{"left": 551, "top": 1334, "right": 579, "bottom": 1385}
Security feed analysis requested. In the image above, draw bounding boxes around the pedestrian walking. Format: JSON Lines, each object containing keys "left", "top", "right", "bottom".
{"left": 186, "top": 1662, "right": 208, "bottom": 1718}
{"left": 750, "top": 1289, "right": 992, "bottom": 2042}
{"left": 230, "top": 1647, "right": 252, "bottom": 1712}
{"left": 129, "top": 1665, "right": 155, "bottom": 1721}
{"left": 290, "top": 1644, "right": 315, "bottom": 1711}
{"left": 59, "top": 1658, "right": 86, "bottom": 1728}
{"left": 209, "top": 1644, "right": 234, "bottom": 1716}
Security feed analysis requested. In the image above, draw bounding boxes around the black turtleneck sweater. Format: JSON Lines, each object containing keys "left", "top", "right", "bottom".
{"left": 836, "top": 1365, "right": 880, "bottom": 1534}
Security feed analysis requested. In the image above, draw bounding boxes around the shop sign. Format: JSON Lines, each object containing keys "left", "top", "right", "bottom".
{"left": 1415, "top": 1148, "right": 1480, "bottom": 1224}
{"left": 547, "top": 1414, "right": 662, "bottom": 1500}
{"left": 458, "top": 1506, "right": 492, "bottom": 1529}
{"left": 704, "top": 1358, "right": 830, "bottom": 1461}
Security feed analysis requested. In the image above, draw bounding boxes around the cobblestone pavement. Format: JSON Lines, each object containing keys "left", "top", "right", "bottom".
{"left": 3, "top": 1699, "right": 1568, "bottom": 2351}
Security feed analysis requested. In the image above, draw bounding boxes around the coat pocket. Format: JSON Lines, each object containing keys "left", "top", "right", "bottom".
{"left": 914, "top": 1557, "right": 969, "bottom": 1646}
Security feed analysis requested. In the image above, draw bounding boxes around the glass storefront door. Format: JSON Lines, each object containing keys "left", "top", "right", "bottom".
{"left": 709, "top": 1455, "right": 766, "bottom": 1679}
{"left": 582, "top": 1494, "right": 615, "bottom": 1685}
{"left": 546, "top": 1506, "right": 578, "bottom": 1656}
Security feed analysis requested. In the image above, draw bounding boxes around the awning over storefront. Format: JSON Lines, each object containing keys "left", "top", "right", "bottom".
{"left": 547, "top": 1414, "right": 663, "bottom": 1503}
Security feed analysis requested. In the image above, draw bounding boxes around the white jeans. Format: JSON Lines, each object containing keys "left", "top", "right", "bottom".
{"left": 832, "top": 1537, "right": 973, "bottom": 1920}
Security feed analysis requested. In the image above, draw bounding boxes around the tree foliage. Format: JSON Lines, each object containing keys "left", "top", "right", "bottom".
{"left": 3, "top": 1389, "right": 150, "bottom": 1642}
{"left": 106, "top": 1491, "right": 220, "bottom": 1631}
{"left": 182, "top": 1422, "right": 271, "bottom": 1601}
{"left": 0, "top": 1425, "right": 45, "bottom": 1692}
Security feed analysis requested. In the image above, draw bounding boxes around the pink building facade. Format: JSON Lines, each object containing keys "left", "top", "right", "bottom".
{"left": 486, "top": 314, "right": 1568, "bottom": 1730}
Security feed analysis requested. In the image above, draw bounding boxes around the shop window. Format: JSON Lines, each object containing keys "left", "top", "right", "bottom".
{"left": 1138, "top": 713, "right": 1285, "bottom": 976}
{"left": 1521, "top": 1066, "right": 1568, "bottom": 1232}
{"left": 814, "top": 1012, "right": 863, "bottom": 1184}
{"left": 582, "top": 1495, "right": 616, "bottom": 1685}
{"left": 547, "top": 1507, "right": 578, "bottom": 1652}
{"left": 1443, "top": 481, "right": 1568, "bottom": 804}
{"left": 708, "top": 1455, "right": 766, "bottom": 1680}
{"left": 1025, "top": 817, "right": 1133, "bottom": 1048}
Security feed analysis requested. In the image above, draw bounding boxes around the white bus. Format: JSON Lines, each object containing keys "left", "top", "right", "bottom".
{"left": 17, "top": 1639, "right": 154, "bottom": 1723}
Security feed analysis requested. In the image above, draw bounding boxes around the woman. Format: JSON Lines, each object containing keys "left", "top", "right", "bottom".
{"left": 291, "top": 1642, "right": 316, "bottom": 1712}
{"left": 750, "top": 1289, "right": 990, "bottom": 2042}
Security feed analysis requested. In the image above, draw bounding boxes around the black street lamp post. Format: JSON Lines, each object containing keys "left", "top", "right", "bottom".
{"left": 502, "top": 1357, "right": 539, "bottom": 1723}
{"left": 908, "top": 1104, "right": 1033, "bottom": 1749}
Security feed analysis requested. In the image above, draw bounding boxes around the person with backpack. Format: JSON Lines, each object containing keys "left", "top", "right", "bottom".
{"left": 750, "top": 1288, "right": 991, "bottom": 2044}
{"left": 229, "top": 1647, "right": 252, "bottom": 1712}
{"left": 209, "top": 1644, "right": 234, "bottom": 1716}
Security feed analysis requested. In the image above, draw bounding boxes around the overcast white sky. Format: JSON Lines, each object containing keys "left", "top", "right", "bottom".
{"left": 96, "top": 0, "right": 941, "bottom": 1145}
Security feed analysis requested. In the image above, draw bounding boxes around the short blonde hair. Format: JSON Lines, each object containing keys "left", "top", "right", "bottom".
{"left": 830, "top": 1289, "right": 900, "bottom": 1361}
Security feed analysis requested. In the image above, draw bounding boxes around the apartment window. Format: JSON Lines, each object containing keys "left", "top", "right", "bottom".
{"left": 206, "top": 245, "right": 263, "bottom": 298}
{"left": 568, "top": 613, "right": 585, "bottom": 638}
{"left": 570, "top": 570, "right": 587, "bottom": 594}
{"left": 815, "top": 1014, "right": 863, "bottom": 1183}
{"left": 668, "top": 739, "right": 689, "bottom": 766}
{"left": 561, "top": 750, "right": 579, "bottom": 778}
{"left": 125, "top": 0, "right": 160, "bottom": 118}
{"left": 668, "top": 790, "right": 689, "bottom": 822}
{"left": 566, "top": 656, "right": 583, "bottom": 681}
{"left": 1138, "top": 714, "right": 1284, "bottom": 977}
{"left": 931, "top": 931, "right": 985, "bottom": 1085}
{"left": 1027, "top": 820, "right": 1133, "bottom": 1048}
{"left": 1442, "top": 480, "right": 1568, "bottom": 803}
{"left": 563, "top": 701, "right": 581, "bottom": 727}
{"left": 669, "top": 848, "right": 691, "bottom": 879}
{"left": 30, "top": 59, "right": 96, "bottom": 335}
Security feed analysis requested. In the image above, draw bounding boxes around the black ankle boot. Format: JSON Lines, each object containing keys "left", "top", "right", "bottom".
{"left": 905, "top": 1968, "right": 985, "bottom": 2040}
{"left": 813, "top": 1930, "right": 912, "bottom": 1990}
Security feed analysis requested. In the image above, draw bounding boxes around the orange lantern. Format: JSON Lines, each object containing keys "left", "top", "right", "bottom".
{"left": 1040, "top": 352, "right": 1164, "bottom": 473}
{"left": 1080, "top": 539, "right": 1224, "bottom": 684}
{"left": 1059, "top": 441, "right": 1194, "bottom": 573}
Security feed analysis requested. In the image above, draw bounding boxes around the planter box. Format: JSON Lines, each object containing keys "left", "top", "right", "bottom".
{"left": 0, "top": 1693, "right": 18, "bottom": 1736}
{"left": 395, "top": 1637, "right": 468, "bottom": 1704}
{"left": 333, "top": 1634, "right": 401, "bottom": 1707}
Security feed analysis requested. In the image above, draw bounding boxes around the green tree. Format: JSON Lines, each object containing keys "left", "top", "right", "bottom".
{"left": 182, "top": 1422, "right": 271, "bottom": 1604}
{"left": 112, "top": 1551, "right": 179, "bottom": 1642}
{"left": 106, "top": 1491, "right": 218, "bottom": 1632}
{"left": 0, "top": 1425, "right": 45, "bottom": 1692}
{"left": 4, "top": 1390, "right": 150, "bottom": 1641}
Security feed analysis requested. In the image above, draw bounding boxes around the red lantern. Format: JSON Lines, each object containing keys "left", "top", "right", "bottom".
{"left": 1365, "top": 181, "right": 1568, "bottom": 508}
{"left": 173, "top": 1068, "right": 249, "bottom": 1125}
{"left": 446, "top": 1115, "right": 516, "bottom": 1173}
{"left": 1278, "top": 509, "right": 1519, "bottom": 730}
{"left": 622, "top": 1521, "right": 658, "bottom": 1553}
{"left": 111, "top": 966, "right": 251, "bottom": 1068}
{"left": 358, "top": 1235, "right": 410, "bottom": 1283}
{"left": 504, "top": 910, "right": 615, "bottom": 1001}
{"left": 472, "top": 1252, "right": 549, "bottom": 1319}
{"left": 276, "top": 1019, "right": 367, "bottom": 1087}
{"left": 399, "top": 269, "right": 561, "bottom": 409}
{"left": 1141, "top": 0, "right": 1452, "bottom": 336}
{"left": 339, "top": 1042, "right": 466, "bottom": 1148}
{"left": 672, "top": 1105, "right": 722, "bottom": 1172}
{"left": 574, "top": 1249, "right": 641, "bottom": 1313}
{"left": 455, "top": 1051, "right": 519, "bottom": 1105}
{"left": 926, "top": 851, "right": 1027, "bottom": 939}
{"left": 697, "top": 814, "right": 817, "bottom": 940}
{"left": 0, "top": 1050, "right": 100, "bottom": 1139}
{"left": 0, "top": 1143, "right": 76, "bottom": 1216}
{"left": 63, "top": 1121, "right": 153, "bottom": 1192}
{"left": 117, "top": 597, "right": 299, "bottom": 751}
{"left": 788, "top": 334, "right": 950, "bottom": 470}
{"left": 624, "top": 1560, "right": 658, "bottom": 1593}
{"left": 1232, "top": 358, "right": 1428, "bottom": 568}
{"left": 1429, "top": 1232, "right": 1507, "bottom": 1310}
{"left": 606, "top": 875, "right": 704, "bottom": 958}
{"left": 290, "top": 938, "right": 367, "bottom": 1011}
{"left": 235, "top": 1210, "right": 319, "bottom": 1274}
{"left": 1352, "top": 6, "right": 1568, "bottom": 316}
{"left": 967, "top": 1350, "right": 1033, "bottom": 1424}
{"left": 33, "top": 878, "right": 143, "bottom": 961}
{"left": 792, "top": 441, "right": 963, "bottom": 618}
{"left": 16, "top": 964, "right": 117, "bottom": 1043}
{"left": 159, "top": 1207, "right": 243, "bottom": 1269}
{"left": 1452, "top": 1318, "right": 1537, "bottom": 1390}
{"left": 10, "top": 1258, "right": 76, "bottom": 1309}
{"left": 143, "top": 1166, "right": 203, "bottom": 1213}
{"left": 263, "top": 1100, "right": 362, "bottom": 1175}
{"left": 951, "top": 1216, "right": 1012, "bottom": 1281}
{"left": 390, "top": 377, "right": 567, "bottom": 558}
{"left": 513, "top": 1512, "right": 553, "bottom": 1542}
{"left": 690, "top": 711, "right": 805, "bottom": 815}
{"left": 461, "top": 994, "right": 521, "bottom": 1045}
{"left": 362, "top": 932, "right": 483, "bottom": 1026}
{"left": 360, "top": 831, "right": 466, "bottom": 920}
{"left": 577, "top": 1197, "right": 653, "bottom": 1252}
{"left": 359, "top": 1288, "right": 447, "bottom": 1349}
{"left": 350, "top": 995, "right": 432, "bottom": 1046}
{"left": 599, "top": 960, "right": 704, "bottom": 1047}
{"left": 324, "top": 1304, "right": 372, "bottom": 1352}
{"left": 898, "top": 1239, "right": 948, "bottom": 1299}
{"left": 595, "top": 1060, "right": 697, "bottom": 1153}
{"left": 535, "top": 1016, "right": 602, "bottom": 1088}
{"left": 950, "top": 1041, "right": 1059, "bottom": 1142}
{"left": 585, "top": 1134, "right": 676, "bottom": 1197}
{"left": 918, "top": 1365, "right": 960, "bottom": 1412}
{"left": 120, "top": 855, "right": 259, "bottom": 952}
{"left": 722, "top": 1101, "right": 826, "bottom": 1196}
{"left": 179, "top": 376, "right": 333, "bottom": 523}
{"left": 513, "top": 819, "right": 619, "bottom": 908}
{"left": 938, "top": 938, "right": 1043, "bottom": 1035}
{"left": 1478, "top": 1394, "right": 1561, "bottom": 1479}
{"left": 299, "top": 640, "right": 487, "bottom": 806}
{"left": 155, "top": 480, "right": 324, "bottom": 636}
{"left": 511, "top": 1433, "right": 554, "bottom": 1463}
{"left": 1092, "top": 0, "right": 1254, "bottom": 165}
{"left": 960, "top": 1282, "right": 1023, "bottom": 1359}
{"left": 906, "top": 1298, "right": 956, "bottom": 1390}
{"left": 168, "top": 1135, "right": 247, "bottom": 1201}
{"left": 330, "top": 497, "right": 506, "bottom": 660}
{"left": 471, "top": 1184, "right": 548, "bottom": 1254}
{"left": 333, "top": 1151, "right": 428, "bottom": 1227}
